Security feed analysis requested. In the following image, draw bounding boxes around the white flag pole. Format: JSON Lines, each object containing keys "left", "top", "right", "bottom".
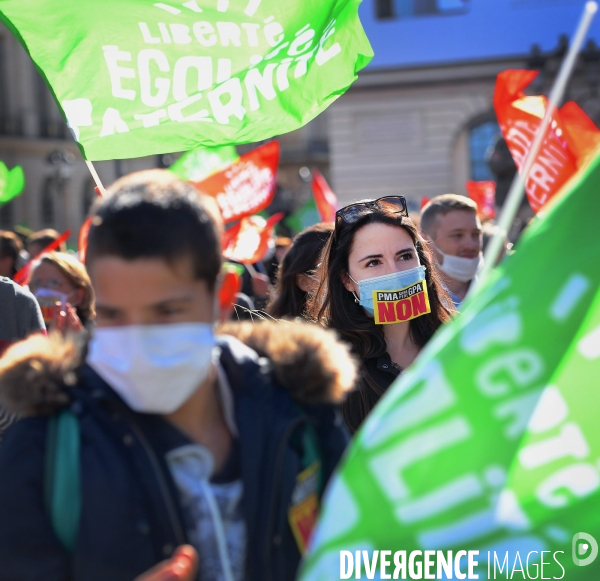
{"left": 85, "top": 160, "right": 107, "bottom": 196}
{"left": 475, "top": 1, "right": 598, "bottom": 290}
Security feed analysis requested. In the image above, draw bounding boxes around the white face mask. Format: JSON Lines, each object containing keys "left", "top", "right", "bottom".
{"left": 87, "top": 323, "right": 217, "bottom": 414}
{"left": 34, "top": 287, "right": 74, "bottom": 305}
{"left": 432, "top": 243, "right": 483, "bottom": 283}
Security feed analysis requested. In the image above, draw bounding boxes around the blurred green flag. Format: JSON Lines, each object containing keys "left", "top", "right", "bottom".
{"left": 169, "top": 145, "right": 238, "bottom": 182}
{"left": 300, "top": 152, "right": 600, "bottom": 580}
{"left": 285, "top": 198, "right": 320, "bottom": 234}
{"left": 0, "top": 0, "right": 372, "bottom": 161}
{"left": 0, "top": 162, "right": 25, "bottom": 204}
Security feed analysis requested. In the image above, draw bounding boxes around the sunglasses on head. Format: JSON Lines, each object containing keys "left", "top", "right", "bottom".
{"left": 335, "top": 196, "right": 409, "bottom": 227}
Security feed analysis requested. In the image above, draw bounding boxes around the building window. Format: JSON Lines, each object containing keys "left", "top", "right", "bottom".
{"left": 384, "top": 0, "right": 470, "bottom": 18}
{"left": 41, "top": 177, "right": 56, "bottom": 227}
{"left": 0, "top": 36, "right": 19, "bottom": 136}
{"left": 82, "top": 178, "right": 96, "bottom": 217}
{"left": 469, "top": 119, "right": 500, "bottom": 181}
{"left": 35, "top": 72, "right": 67, "bottom": 139}
{"left": 375, "top": 0, "right": 395, "bottom": 19}
{"left": 0, "top": 202, "right": 14, "bottom": 228}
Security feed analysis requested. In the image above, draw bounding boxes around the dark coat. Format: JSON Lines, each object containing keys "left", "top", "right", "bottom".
{"left": 341, "top": 352, "right": 401, "bottom": 434}
{"left": 0, "top": 321, "right": 356, "bottom": 581}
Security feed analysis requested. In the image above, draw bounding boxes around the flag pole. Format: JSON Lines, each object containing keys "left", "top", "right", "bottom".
{"left": 475, "top": 0, "right": 598, "bottom": 290}
{"left": 85, "top": 160, "right": 107, "bottom": 196}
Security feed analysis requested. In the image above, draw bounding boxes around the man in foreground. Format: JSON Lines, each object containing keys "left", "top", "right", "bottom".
{"left": 420, "top": 194, "right": 483, "bottom": 308}
{"left": 0, "top": 170, "right": 355, "bottom": 581}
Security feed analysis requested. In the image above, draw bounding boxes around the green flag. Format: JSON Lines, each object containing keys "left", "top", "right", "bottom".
{"left": 300, "top": 153, "right": 600, "bottom": 580}
{"left": 285, "top": 198, "right": 320, "bottom": 233}
{"left": 0, "top": 162, "right": 25, "bottom": 204}
{"left": 169, "top": 145, "right": 238, "bottom": 181}
{"left": 0, "top": 0, "right": 372, "bottom": 161}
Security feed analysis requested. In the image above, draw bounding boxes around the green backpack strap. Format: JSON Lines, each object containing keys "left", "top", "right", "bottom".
{"left": 301, "top": 422, "right": 323, "bottom": 494}
{"left": 44, "top": 409, "right": 81, "bottom": 552}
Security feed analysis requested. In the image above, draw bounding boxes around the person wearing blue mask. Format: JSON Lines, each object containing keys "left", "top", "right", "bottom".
{"left": 0, "top": 170, "right": 356, "bottom": 581}
{"left": 306, "top": 196, "right": 454, "bottom": 434}
{"left": 420, "top": 194, "right": 484, "bottom": 309}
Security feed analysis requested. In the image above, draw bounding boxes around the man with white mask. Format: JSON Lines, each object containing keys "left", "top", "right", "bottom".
{"left": 0, "top": 170, "right": 355, "bottom": 581}
{"left": 420, "top": 194, "right": 483, "bottom": 309}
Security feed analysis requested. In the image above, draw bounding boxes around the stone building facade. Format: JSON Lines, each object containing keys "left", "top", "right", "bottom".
{"left": 327, "top": 50, "right": 600, "bottom": 212}
{"left": 0, "top": 21, "right": 329, "bottom": 241}
{"left": 2, "top": 0, "right": 600, "bottom": 237}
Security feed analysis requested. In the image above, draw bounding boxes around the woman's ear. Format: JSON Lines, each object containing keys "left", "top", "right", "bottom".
{"left": 341, "top": 271, "right": 356, "bottom": 294}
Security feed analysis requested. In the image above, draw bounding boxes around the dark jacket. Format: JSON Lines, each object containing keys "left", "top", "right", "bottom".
{"left": 341, "top": 352, "right": 401, "bottom": 434}
{"left": 364, "top": 352, "right": 401, "bottom": 392}
{"left": 0, "top": 321, "right": 356, "bottom": 581}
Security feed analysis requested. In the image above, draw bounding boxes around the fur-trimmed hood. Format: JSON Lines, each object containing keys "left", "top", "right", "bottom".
{"left": 0, "top": 320, "right": 357, "bottom": 417}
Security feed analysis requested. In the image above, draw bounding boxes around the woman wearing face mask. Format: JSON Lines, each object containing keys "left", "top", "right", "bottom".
{"left": 267, "top": 223, "right": 333, "bottom": 320}
{"left": 28, "top": 251, "right": 95, "bottom": 332}
{"left": 307, "top": 197, "right": 454, "bottom": 433}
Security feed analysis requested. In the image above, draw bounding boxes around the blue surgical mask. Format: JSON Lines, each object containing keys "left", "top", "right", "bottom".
{"left": 348, "top": 265, "right": 427, "bottom": 316}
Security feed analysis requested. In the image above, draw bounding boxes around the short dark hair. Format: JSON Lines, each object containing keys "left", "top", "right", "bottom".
{"left": 85, "top": 170, "right": 221, "bottom": 291}
{"left": 27, "top": 228, "right": 66, "bottom": 254}
{"left": 420, "top": 194, "right": 478, "bottom": 238}
{"left": 0, "top": 231, "right": 23, "bottom": 277}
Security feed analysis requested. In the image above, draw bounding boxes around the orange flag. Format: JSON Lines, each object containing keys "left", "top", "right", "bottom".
{"left": 191, "top": 141, "right": 280, "bottom": 224}
{"left": 466, "top": 180, "right": 496, "bottom": 220}
{"left": 222, "top": 213, "right": 285, "bottom": 264}
{"left": 494, "top": 69, "right": 600, "bottom": 213}
{"left": 311, "top": 169, "right": 338, "bottom": 222}
{"left": 559, "top": 101, "right": 600, "bottom": 160}
{"left": 420, "top": 196, "right": 430, "bottom": 210}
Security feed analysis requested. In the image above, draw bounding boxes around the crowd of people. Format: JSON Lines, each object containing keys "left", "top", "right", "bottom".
{"left": 0, "top": 170, "right": 492, "bottom": 581}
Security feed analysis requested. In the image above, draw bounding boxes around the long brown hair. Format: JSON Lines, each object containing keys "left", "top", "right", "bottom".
{"left": 305, "top": 207, "right": 454, "bottom": 432}
{"left": 267, "top": 223, "right": 333, "bottom": 319}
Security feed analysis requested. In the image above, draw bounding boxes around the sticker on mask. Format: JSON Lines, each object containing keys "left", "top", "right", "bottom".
{"left": 372, "top": 280, "right": 431, "bottom": 325}
{"left": 37, "top": 299, "right": 59, "bottom": 325}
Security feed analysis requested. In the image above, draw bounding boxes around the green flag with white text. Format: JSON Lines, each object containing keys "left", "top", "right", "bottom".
{"left": 0, "top": 0, "right": 372, "bottom": 161}
{"left": 300, "top": 152, "right": 600, "bottom": 580}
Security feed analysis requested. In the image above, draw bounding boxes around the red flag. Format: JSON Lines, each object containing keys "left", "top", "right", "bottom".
{"left": 559, "top": 101, "right": 600, "bottom": 160}
{"left": 311, "top": 169, "right": 338, "bottom": 223}
{"left": 77, "top": 183, "right": 104, "bottom": 264}
{"left": 420, "top": 197, "right": 430, "bottom": 210}
{"left": 219, "top": 267, "right": 243, "bottom": 311}
{"left": 78, "top": 217, "right": 93, "bottom": 264}
{"left": 494, "top": 69, "right": 600, "bottom": 213}
{"left": 14, "top": 229, "right": 71, "bottom": 285}
{"left": 191, "top": 141, "right": 280, "bottom": 223}
{"left": 466, "top": 181, "right": 496, "bottom": 220}
{"left": 221, "top": 221, "right": 243, "bottom": 252}
{"left": 222, "top": 213, "right": 285, "bottom": 264}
